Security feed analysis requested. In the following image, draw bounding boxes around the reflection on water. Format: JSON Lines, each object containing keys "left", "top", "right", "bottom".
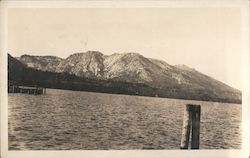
{"left": 8, "top": 89, "right": 241, "bottom": 150}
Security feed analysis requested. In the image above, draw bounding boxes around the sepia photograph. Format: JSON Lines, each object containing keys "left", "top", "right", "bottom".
{"left": 1, "top": 0, "right": 249, "bottom": 158}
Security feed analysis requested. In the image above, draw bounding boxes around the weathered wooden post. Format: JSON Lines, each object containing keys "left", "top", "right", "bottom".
{"left": 191, "top": 105, "right": 201, "bottom": 149}
{"left": 180, "top": 105, "right": 192, "bottom": 149}
{"left": 180, "top": 104, "right": 201, "bottom": 149}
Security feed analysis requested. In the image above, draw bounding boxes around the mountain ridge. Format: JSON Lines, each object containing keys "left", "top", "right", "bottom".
{"left": 12, "top": 51, "right": 241, "bottom": 103}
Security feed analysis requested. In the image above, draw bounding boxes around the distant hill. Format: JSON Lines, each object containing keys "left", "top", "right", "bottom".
{"left": 9, "top": 51, "right": 241, "bottom": 103}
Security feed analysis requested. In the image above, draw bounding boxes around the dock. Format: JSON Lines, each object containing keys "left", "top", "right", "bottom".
{"left": 8, "top": 83, "right": 46, "bottom": 95}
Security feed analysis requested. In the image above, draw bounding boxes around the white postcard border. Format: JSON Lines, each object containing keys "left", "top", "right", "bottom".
{"left": 1, "top": 1, "right": 249, "bottom": 158}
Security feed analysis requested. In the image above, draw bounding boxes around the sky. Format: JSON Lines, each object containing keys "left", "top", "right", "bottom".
{"left": 8, "top": 8, "right": 242, "bottom": 90}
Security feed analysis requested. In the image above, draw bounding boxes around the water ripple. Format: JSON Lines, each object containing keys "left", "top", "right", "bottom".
{"left": 8, "top": 89, "right": 241, "bottom": 150}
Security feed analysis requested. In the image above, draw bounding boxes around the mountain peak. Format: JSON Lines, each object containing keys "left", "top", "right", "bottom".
{"left": 125, "top": 52, "right": 141, "bottom": 56}
{"left": 108, "top": 52, "right": 142, "bottom": 58}
{"left": 20, "top": 54, "right": 62, "bottom": 60}
{"left": 85, "top": 50, "right": 103, "bottom": 55}
{"left": 20, "top": 54, "right": 34, "bottom": 59}
{"left": 175, "top": 64, "right": 195, "bottom": 71}
{"left": 67, "top": 51, "right": 103, "bottom": 58}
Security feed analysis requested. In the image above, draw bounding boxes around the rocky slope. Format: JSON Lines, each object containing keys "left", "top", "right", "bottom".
{"left": 16, "top": 51, "right": 241, "bottom": 103}
{"left": 19, "top": 54, "right": 63, "bottom": 72}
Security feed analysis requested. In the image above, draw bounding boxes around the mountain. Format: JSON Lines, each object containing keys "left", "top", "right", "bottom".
{"left": 8, "top": 54, "right": 27, "bottom": 81}
{"left": 19, "top": 54, "right": 63, "bottom": 72}
{"left": 18, "top": 52, "right": 195, "bottom": 86}
{"left": 55, "top": 51, "right": 105, "bottom": 78}
{"left": 15, "top": 51, "right": 241, "bottom": 103}
{"left": 8, "top": 54, "right": 159, "bottom": 99}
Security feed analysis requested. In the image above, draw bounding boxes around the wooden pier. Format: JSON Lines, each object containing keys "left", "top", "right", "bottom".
{"left": 8, "top": 83, "right": 46, "bottom": 95}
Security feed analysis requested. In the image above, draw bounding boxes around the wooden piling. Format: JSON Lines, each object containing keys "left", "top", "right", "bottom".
{"left": 180, "top": 105, "right": 192, "bottom": 149}
{"left": 191, "top": 105, "right": 201, "bottom": 149}
{"left": 180, "top": 104, "right": 201, "bottom": 149}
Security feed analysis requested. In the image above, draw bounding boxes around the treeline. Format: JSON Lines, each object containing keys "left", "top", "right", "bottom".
{"left": 8, "top": 64, "right": 159, "bottom": 97}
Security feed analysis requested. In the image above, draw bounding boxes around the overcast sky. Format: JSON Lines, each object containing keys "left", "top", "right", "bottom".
{"left": 8, "top": 8, "right": 242, "bottom": 90}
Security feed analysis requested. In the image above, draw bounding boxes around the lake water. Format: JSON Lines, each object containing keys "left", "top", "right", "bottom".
{"left": 8, "top": 89, "right": 241, "bottom": 150}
